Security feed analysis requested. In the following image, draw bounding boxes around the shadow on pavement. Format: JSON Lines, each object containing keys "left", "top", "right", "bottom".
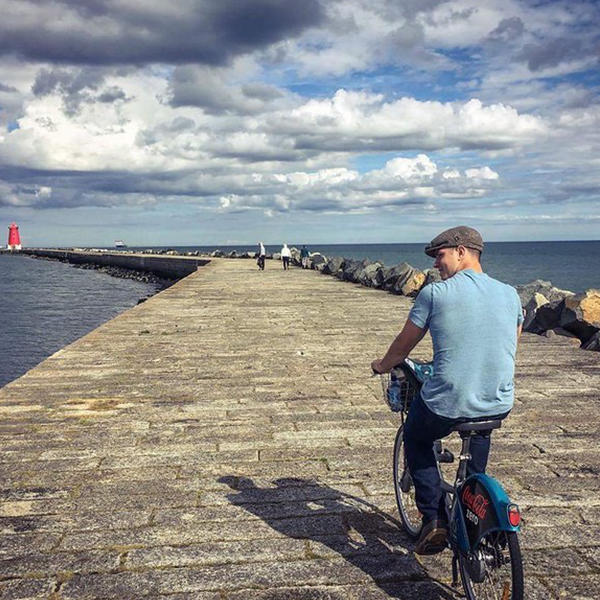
{"left": 218, "top": 476, "right": 458, "bottom": 599}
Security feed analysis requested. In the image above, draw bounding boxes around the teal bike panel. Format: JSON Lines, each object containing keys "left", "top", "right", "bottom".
{"left": 454, "top": 473, "right": 520, "bottom": 551}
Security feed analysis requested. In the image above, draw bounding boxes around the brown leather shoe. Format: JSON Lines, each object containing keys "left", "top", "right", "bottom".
{"left": 414, "top": 519, "right": 448, "bottom": 555}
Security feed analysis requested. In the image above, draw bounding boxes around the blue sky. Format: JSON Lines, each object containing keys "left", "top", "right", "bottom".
{"left": 0, "top": 0, "right": 598, "bottom": 246}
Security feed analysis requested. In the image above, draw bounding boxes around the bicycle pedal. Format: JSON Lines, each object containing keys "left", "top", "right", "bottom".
{"left": 438, "top": 449, "right": 455, "bottom": 463}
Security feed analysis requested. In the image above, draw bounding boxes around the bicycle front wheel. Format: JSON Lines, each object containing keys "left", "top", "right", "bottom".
{"left": 393, "top": 426, "right": 422, "bottom": 538}
{"left": 459, "top": 530, "right": 524, "bottom": 600}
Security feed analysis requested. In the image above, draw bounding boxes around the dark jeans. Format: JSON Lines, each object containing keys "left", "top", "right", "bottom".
{"left": 282, "top": 256, "right": 290, "bottom": 270}
{"left": 403, "top": 393, "right": 508, "bottom": 523}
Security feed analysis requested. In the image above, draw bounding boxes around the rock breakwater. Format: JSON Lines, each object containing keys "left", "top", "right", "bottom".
{"left": 73, "top": 262, "right": 174, "bottom": 290}
{"left": 27, "top": 252, "right": 175, "bottom": 290}
{"left": 515, "top": 280, "right": 600, "bottom": 351}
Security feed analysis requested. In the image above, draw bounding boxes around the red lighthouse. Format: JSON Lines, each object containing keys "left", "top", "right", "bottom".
{"left": 7, "top": 223, "right": 22, "bottom": 250}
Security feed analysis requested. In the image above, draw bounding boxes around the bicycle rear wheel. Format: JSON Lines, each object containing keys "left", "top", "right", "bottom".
{"left": 459, "top": 530, "right": 524, "bottom": 600}
{"left": 393, "top": 426, "right": 422, "bottom": 538}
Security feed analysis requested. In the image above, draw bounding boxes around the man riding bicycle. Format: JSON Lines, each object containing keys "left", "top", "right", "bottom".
{"left": 371, "top": 226, "right": 523, "bottom": 555}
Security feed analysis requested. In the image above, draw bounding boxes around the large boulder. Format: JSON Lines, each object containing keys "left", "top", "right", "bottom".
{"left": 523, "top": 292, "right": 549, "bottom": 331}
{"left": 272, "top": 252, "right": 281, "bottom": 260}
{"left": 582, "top": 330, "right": 600, "bottom": 351}
{"left": 290, "top": 247, "right": 301, "bottom": 265}
{"left": 357, "top": 262, "right": 384, "bottom": 288}
{"left": 339, "top": 259, "right": 366, "bottom": 282}
{"left": 227, "top": 251, "right": 239, "bottom": 258}
{"left": 517, "top": 280, "right": 576, "bottom": 336}
{"left": 241, "top": 251, "right": 255, "bottom": 259}
{"left": 381, "top": 262, "right": 413, "bottom": 292}
{"left": 527, "top": 299, "right": 564, "bottom": 334}
{"left": 398, "top": 269, "right": 426, "bottom": 296}
{"left": 421, "top": 268, "right": 442, "bottom": 288}
{"left": 516, "top": 280, "right": 574, "bottom": 307}
{"left": 559, "top": 289, "right": 600, "bottom": 345}
{"left": 309, "top": 253, "right": 327, "bottom": 270}
{"left": 322, "top": 256, "right": 344, "bottom": 275}
{"left": 211, "top": 250, "right": 224, "bottom": 257}
{"left": 388, "top": 264, "right": 424, "bottom": 296}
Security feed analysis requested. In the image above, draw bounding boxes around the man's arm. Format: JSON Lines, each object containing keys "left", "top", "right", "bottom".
{"left": 371, "top": 319, "right": 426, "bottom": 373}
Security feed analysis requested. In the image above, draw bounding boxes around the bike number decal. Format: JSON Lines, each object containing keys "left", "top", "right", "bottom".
{"left": 459, "top": 478, "right": 499, "bottom": 548}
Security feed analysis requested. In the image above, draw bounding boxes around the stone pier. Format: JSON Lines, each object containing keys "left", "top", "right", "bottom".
{"left": 1, "top": 258, "right": 599, "bottom": 599}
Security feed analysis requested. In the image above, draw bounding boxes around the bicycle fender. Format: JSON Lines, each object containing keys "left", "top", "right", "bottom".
{"left": 457, "top": 473, "right": 520, "bottom": 551}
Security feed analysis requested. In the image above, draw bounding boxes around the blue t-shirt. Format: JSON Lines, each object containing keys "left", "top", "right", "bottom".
{"left": 409, "top": 269, "right": 524, "bottom": 419}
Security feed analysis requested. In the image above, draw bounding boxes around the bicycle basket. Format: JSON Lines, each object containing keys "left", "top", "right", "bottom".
{"left": 381, "top": 368, "right": 420, "bottom": 412}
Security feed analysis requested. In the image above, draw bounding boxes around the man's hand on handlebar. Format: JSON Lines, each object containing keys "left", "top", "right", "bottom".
{"left": 371, "top": 359, "right": 387, "bottom": 374}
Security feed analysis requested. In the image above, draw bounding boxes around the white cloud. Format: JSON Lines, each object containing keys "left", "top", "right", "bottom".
{"left": 274, "top": 91, "right": 545, "bottom": 151}
{"left": 0, "top": 78, "right": 544, "bottom": 178}
{"left": 465, "top": 166, "right": 499, "bottom": 180}
{"left": 443, "top": 169, "right": 461, "bottom": 179}
{"left": 210, "top": 154, "right": 501, "bottom": 214}
{"left": 384, "top": 154, "right": 438, "bottom": 178}
{"left": 0, "top": 180, "right": 52, "bottom": 207}
{"left": 419, "top": 0, "right": 516, "bottom": 47}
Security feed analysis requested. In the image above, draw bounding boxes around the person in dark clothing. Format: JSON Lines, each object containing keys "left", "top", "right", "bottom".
{"left": 300, "top": 245, "right": 309, "bottom": 269}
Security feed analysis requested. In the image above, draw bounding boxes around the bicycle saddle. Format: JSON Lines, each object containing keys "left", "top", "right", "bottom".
{"left": 452, "top": 419, "right": 502, "bottom": 432}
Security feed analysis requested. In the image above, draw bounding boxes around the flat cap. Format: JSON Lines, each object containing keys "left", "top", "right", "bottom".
{"left": 424, "top": 225, "right": 484, "bottom": 257}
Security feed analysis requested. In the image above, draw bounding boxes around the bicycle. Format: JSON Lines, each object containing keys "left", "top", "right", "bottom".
{"left": 379, "top": 359, "right": 524, "bottom": 599}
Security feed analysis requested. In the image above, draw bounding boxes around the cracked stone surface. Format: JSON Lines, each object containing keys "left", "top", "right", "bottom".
{"left": 1, "top": 258, "right": 599, "bottom": 599}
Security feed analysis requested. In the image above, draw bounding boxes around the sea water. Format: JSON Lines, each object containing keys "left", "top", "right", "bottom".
{"left": 0, "top": 254, "right": 157, "bottom": 387}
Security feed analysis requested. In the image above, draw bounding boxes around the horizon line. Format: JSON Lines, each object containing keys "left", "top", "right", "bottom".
{"left": 17, "top": 238, "right": 600, "bottom": 248}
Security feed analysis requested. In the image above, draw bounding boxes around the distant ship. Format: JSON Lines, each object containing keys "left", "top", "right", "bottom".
{"left": 114, "top": 240, "right": 127, "bottom": 248}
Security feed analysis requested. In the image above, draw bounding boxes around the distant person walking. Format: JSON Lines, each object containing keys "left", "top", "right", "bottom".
{"left": 257, "top": 242, "right": 266, "bottom": 271}
{"left": 300, "top": 245, "right": 310, "bottom": 269}
{"left": 281, "top": 244, "right": 291, "bottom": 270}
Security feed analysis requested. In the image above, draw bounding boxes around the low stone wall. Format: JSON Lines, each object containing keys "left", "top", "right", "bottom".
{"left": 21, "top": 249, "right": 210, "bottom": 280}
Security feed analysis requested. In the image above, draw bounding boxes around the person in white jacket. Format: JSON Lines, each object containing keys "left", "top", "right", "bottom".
{"left": 281, "top": 243, "right": 291, "bottom": 270}
{"left": 257, "top": 242, "right": 266, "bottom": 270}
